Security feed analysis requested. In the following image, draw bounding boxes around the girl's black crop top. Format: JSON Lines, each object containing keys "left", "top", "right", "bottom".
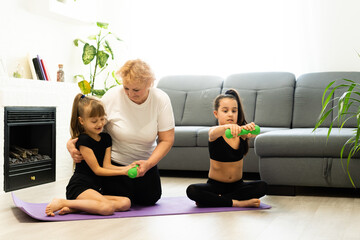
{"left": 208, "top": 137, "right": 246, "bottom": 162}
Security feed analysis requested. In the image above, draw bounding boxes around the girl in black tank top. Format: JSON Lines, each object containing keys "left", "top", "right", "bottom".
{"left": 186, "top": 89, "right": 268, "bottom": 208}
{"left": 45, "top": 94, "right": 135, "bottom": 217}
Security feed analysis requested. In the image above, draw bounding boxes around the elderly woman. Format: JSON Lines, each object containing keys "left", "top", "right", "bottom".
{"left": 67, "top": 59, "right": 175, "bottom": 206}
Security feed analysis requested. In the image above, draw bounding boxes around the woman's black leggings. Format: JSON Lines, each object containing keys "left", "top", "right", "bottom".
{"left": 101, "top": 163, "right": 162, "bottom": 206}
{"left": 186, "top": 178, "right": 268, "bottom": 207}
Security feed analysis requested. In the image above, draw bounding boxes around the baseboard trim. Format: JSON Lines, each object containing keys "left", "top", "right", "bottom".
{"left": 267, "top": 185, "right": 296, "bottom": 196}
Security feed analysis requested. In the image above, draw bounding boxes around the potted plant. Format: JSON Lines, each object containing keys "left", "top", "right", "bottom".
{"left": 314, "top": 78, "right": 360, "bottom": 187}
{"left": 73, "top": 22, "right": 122, "bottom": 97}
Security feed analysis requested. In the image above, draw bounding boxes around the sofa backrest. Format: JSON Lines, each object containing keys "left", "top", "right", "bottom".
{"left": 157, "top": 75, "right": 223, "bottom": 126}
{"left": 293, "top": 72, "right": 360, "bottom": 128}
{"left": 223, "top": 72, "right": 295, "bottom": 128}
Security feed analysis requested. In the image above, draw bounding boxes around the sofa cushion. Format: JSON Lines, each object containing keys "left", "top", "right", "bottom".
{"left": 173, "top": 126, "right": 199, "bottom": 146}
{"left": 255, "top": 128, "right": 358, "bottom": 158}
{"left": 181, "top": 89, "right": 219, "bottom": 126}
{"left": 259, "top": 156, "right": 360, "bottom": 188}
{"left": 157, "top": 75, "right": 223, "bottom": 126}
{"left": 223, "top": 72, "right": 295, "bottom": 128}
{"left": 160, "top": 89, "right": 186, "bottom": 125}
{"left": 174, "top": 126, "right": 210, "bottom": 147}
{"left": 293, "top": 72, "right": 360, "bottom": 128}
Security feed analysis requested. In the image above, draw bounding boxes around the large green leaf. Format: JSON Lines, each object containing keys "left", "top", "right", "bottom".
{"left": 82, "top": 43, "right": 96, "bottom": 65}
{"left": 78, "top": 80, "right": 91, "bottom": 95}
{"left": 97, "top": 51, "right": 109, "bottom": 68}
{"left": 97, "top": 22, "right": 109, "bottom": 29}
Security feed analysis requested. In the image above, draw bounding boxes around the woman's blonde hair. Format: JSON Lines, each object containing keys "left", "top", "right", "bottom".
{"left": 70, "top": 93, "right": 106, "bottom": 138}
{"left": 116, "top": 59, "right": 155, "bottom": 86}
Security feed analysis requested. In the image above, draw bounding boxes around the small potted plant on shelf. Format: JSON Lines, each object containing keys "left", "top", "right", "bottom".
{"left": 314, "top": 78, "right": 360, "bottom": 187}
{"left": 73, "top": 22, "right": 122, "bottom": 97}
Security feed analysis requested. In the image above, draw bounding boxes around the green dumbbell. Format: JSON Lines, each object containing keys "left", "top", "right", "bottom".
{"left": 127, "top": 164, "right": 139, "bottom": 178}
{"left": 225, "top": 125, "right": 260, "bottom": 138}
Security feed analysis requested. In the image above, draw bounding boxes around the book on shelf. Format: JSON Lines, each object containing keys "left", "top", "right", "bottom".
{"left": 27, "top": 53, "right": 37, "bottom": 80}
{"left": 37, "top": 55, "right": 47, "bottom": 80}
{"left": 32, "top": 57, "right": 45, "bottom": 80}
{"left": 32, "top": 56, "right": 46, "bottom": 80}
{"left": 40, "top": 59, "right": 51, "bottom": 81}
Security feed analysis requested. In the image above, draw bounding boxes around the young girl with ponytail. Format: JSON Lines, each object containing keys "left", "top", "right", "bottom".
{"left": 186, "top": 89, "right": 267, "bottom": 207}
{"left": 45, "top": 94, "right": 135, "bottom": 216}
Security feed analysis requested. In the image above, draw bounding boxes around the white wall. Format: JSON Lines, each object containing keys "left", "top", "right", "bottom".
{"left": 106, "top": 0, "right": 360, "bottom": 78}
{"left": 2, "top": 0, "right": 360, "bottom": 82}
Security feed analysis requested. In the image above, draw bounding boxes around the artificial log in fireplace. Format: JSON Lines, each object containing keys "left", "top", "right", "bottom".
{"left": 4, "top": 107, "right": 56, "bottom": 192}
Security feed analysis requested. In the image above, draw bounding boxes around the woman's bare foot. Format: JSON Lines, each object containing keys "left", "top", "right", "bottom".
{"left": 232, "top": 198, "right": 261, "bottom": 208}
{"left": 45, "top": 198, "right": 65, "bottom": 216}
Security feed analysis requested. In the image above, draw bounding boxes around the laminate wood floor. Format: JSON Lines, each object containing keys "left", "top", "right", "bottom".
{"left": 1, "top": 176, "right": 360, "bottom": 240}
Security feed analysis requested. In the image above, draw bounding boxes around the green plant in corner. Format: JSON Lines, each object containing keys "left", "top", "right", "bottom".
{"left": 314, "top": 78, "right": 360, "bottom": 187}
{"left": 73, "top": 22, "right": 122, "bottom": 97}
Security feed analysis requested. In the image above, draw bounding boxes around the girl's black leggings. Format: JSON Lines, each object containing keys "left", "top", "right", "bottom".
{"left": 186, "top": 178, "right": 268, "bottom": 207}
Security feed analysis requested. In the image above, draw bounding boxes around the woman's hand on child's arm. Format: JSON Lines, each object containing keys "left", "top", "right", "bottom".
{"left": 67, "top": 138, "right": 83, "bottom": 163}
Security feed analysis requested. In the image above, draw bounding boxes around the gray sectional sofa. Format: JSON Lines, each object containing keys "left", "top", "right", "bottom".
{"left": 157, "top": 72, "right": 360, "bottom": 189}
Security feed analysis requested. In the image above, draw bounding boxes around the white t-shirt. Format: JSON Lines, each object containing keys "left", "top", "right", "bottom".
{"left": 101, "top": 86, "right": 175, "bottom": 165}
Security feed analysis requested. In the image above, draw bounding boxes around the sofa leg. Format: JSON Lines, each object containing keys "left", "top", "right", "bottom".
{"left": 267, "top": 185, "right": 296, "bottom": 196}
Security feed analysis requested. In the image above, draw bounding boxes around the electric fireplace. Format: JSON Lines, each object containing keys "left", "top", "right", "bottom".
{"left": 4, "top": 107, "right": 56, "bottom": 192}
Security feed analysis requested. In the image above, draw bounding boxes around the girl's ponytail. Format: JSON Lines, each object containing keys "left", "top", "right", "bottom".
{"left": 224, "top": 89, "right": 247, "bottom": 126}
{"left": 70, "top": 93, "right": 84, "bottom": 139}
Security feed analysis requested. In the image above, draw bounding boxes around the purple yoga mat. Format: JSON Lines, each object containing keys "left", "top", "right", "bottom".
{"left": 12, "top": 193, "right": 271, "bottom": 222}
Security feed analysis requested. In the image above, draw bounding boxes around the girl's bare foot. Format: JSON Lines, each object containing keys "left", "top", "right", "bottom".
{"left": 45, "top": 198, "right": 65, "bottom": 216}
{"left": 232, "top": 198, "right": 261, "bottom": 208}
{"left": 59, "top": 207, "right": 77, "bottom": 215}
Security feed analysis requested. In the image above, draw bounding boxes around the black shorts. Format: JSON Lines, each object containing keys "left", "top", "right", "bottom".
{"left": 66, "top": 173, "right": 102, "bottom": 200}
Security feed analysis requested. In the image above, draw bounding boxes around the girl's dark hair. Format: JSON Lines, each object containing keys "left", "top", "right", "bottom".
{"left": 70, "top": 94, "right": 106, "bottom": 138}
{"left": 213, "top": 88, "right": 249, "bottom": 155}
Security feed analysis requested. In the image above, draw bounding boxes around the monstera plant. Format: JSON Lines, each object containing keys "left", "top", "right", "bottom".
{"left": 314, "top": 78, "right": 360, "bottom": 187}
{"left": 73, "top": 22, "right": 122, "bottom": 97}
